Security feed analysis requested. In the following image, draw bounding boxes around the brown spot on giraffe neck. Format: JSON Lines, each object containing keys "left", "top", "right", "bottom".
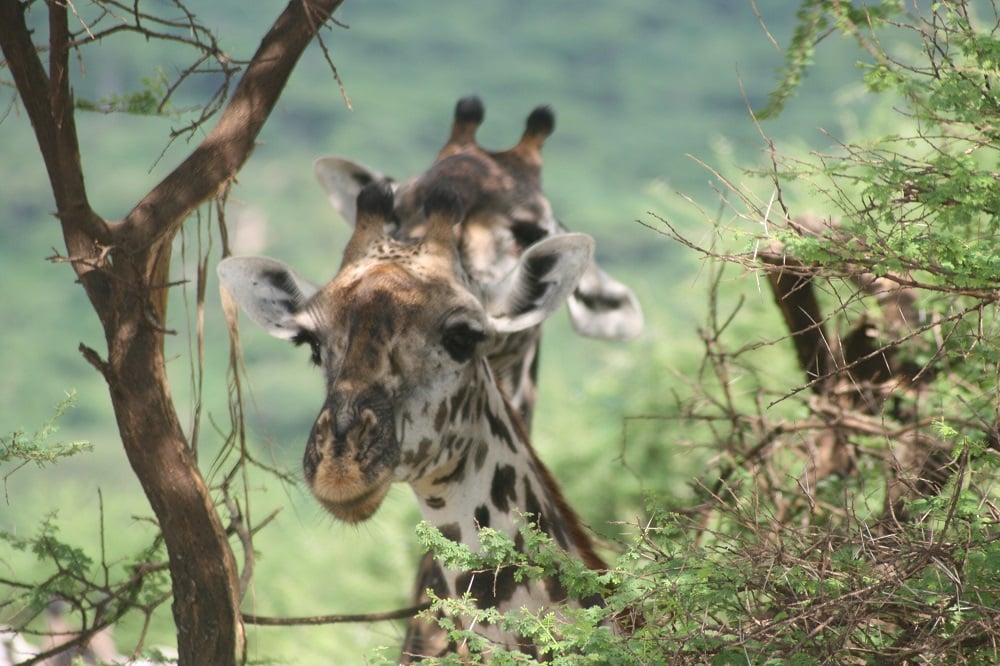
{"left": 434, "top": 400, "right": 449, "bottom": 433}
{"left": 490, "top": 464, "right": 518, "bottom": 513}
{"left": 455, "top": 566, "right": 525, "bottom": 611}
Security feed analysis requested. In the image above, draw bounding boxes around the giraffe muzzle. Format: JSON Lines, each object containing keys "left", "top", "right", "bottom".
{"left": 303, "top": 392, "right": 399, "bottom": 524}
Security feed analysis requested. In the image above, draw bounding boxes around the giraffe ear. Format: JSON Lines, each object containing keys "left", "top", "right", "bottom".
{"left": 217, "top": 256, "right": 320, "bottom": 340}
{"left": 313, "top": 156, "right": 397, "bottom": 227}
{"left": 567, "top": 263, "right": 644, "bottom": 340}
{"left": 544, "top": 216, "right": 644, "bottom": 340}
{"left": 486, "top": 233, "right": 594, "bottom": 334}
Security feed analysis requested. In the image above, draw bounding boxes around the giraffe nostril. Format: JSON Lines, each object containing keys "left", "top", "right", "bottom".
{"left": 350, "top": 409, "right": 376, "bottom": 442}
{"left": 359, "top": 409, "right": 377, "bottom": 436}
{"left": 351, "top": 409, "right": 380, "bottom": 461}
{"left": 333, "top": 407, "right": 354, "bottom": 441}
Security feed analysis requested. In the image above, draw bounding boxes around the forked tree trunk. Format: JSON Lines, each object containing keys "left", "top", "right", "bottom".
{"left": 0, "top": 1, "right": 345, "bottom": 663}
{"left": 759, "top": 216, "right": 950, "bottom": 527}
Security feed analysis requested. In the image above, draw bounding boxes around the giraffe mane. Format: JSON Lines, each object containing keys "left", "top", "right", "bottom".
{"left": 501, "top": 392, "right": 607, "bottom": 572}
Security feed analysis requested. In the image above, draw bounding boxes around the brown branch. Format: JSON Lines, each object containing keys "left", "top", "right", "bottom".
{"left": 0, "top": 0, "right": 114, "bottom": 320}
{"left": 0, "top": 1, "right": 104, "bottom": 245}
{"left": 4, "top": 2, "right": 350, "bottom": 665}
{"left": 78, "top": 343, "right": 109, "bottom": 378}
{"left": 243, "top": 603, "right": 433, "bottom": 626}
{"left": 17, "top": 619, "right": 119, "bottom": 666}
{"left": 114, "top": 0, "right": 348, "bottom": 257}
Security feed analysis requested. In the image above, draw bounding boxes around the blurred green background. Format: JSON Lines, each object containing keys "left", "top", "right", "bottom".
{"left": 0, "top": 1, "right": 873, "bottom": 662}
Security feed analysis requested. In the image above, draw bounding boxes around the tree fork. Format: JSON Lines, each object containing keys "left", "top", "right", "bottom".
{"left": 0, "top": 0, "right": 347, "bottom": 663}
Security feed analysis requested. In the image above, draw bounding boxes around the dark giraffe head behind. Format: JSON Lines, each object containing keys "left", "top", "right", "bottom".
{"left": 218, "top": 184, "right": 594, "bottom": 523}
{"left": 315, "top": 96, "right": 559, "bottom": 285}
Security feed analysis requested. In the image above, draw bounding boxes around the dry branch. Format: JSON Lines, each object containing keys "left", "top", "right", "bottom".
{"left": 242, "top": 604, "right": 433, "bottom": 627}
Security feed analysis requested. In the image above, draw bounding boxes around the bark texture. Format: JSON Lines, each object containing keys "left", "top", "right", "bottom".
{"left": 0, "top": 1, "right": 345, "bottom": 663}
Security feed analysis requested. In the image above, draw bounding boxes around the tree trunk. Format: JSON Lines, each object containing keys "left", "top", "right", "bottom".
{"left": 0, "top": 1, "right": 346, "bottom": 663}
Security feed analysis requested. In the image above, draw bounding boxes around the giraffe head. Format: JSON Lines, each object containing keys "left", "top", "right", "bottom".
{"left": 314, "top": 96, "right": 643, "bottom": 343}
{"left": 218, "top": 183, "right": 593, "bottom": 523}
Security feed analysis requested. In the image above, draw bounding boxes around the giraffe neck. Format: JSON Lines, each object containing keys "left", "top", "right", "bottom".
{"left": 408, "top": 361, "right": 604, "bottom": 621}
{"left": 485, "top": 327, "right": 542, "bottom": 428}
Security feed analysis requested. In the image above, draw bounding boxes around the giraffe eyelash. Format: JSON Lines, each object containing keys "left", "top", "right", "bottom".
{"left": 292, "top": 330, "right": 322, "bottom": 366}
{"left": 442, "top": 321, "right": 486, "bottom": 363}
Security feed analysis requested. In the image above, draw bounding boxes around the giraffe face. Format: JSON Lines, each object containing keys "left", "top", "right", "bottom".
{"left": 218, "top": 184, "right": 594, "bottom": 524}
{"left": 294, "top": 260, "right": 491, "bottom": 523}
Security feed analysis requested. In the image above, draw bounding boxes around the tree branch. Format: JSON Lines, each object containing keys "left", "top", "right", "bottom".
{"left": 0, "top": 0, "right": 114, "bottom": 316}
{"left": 243, "top": 603, "right": 432, "bottom": 626}
{"left": 114, "top": 0, "right": 347, "bottom": 256}
{"left": 0, "top": 1, "right": 108, "bottom": 242}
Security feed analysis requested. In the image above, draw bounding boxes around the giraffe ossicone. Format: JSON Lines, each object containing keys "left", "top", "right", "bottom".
{"left": 313, "top": 96, "right": 644, "bottom": 423}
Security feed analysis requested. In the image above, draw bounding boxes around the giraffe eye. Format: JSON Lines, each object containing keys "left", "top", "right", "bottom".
{"left": 510, "top": 220, "right": 547, "bottom": 249}
{"left": 293, "top": 330, "right": 322, "bottom": 366}
{"left": 442, "top": 321, "right": 486, "bottom": 363}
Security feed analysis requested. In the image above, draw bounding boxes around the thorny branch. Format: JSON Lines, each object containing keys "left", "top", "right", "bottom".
{"left": 646, "top": 0, "right": 1000, "bottom": 538}
{"left": 59, "top": 0, "right": 243, "bottom": 139}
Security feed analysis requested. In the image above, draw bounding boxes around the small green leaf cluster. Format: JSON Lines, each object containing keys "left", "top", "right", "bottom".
{"left": 76, "top": 69, "right": 174, "bottom": 116}
{"left": 0, "top": 512, "right": 172, "bottom": 654}
{"left": 3, "top": 516, "right": 95, "bottom": 607}
{"left": 760, "top": 0, "right": 903, "bottom": 119}
{"left": 415, "top": 518, "right": 613, "bottom": 612}
{"left": 1, "top": 391, "right": 92, "bottom": 473}
{"left": 407, "top": 520, "right": 638, "bottom": 664}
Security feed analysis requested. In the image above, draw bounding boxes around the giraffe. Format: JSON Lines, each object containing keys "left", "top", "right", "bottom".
{"left": 218, "top": 183, "right": 612, "bottom": 659}
{"left": 313, "top": 96, "right": 643, "bottom": 428}
{"left": 310, "top": 97, "right": 642, "bottom": 659}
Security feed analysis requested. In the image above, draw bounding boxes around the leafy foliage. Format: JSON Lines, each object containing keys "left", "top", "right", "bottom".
{"left": 404, "top": 520, "right": 631, "bottom": 665}
{"left": 631, "top": 1, "right": 1000, "bottom": 663}
{"left": 400, "top": 438, "right": 998, "bottom": 664}
{"left": 390, "top": 1, "right": 1000, "bottom": 663}
{"left": 76, "top": 69, "right": 174, "bottom": 116}
{"left": 0, "top": 510, "right": 172, "bottom": 660}
{"left": 1, "top": 392, "right": 91, "bottom": 501}
{"left": 1, "top": 398, "right": 170, "bottom": 651}
{"left": 760, "top": 0, "right": 901, "bottom": 119}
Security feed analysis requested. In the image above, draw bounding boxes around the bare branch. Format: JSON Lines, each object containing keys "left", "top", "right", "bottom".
{"left": 0, "top": 0, "right": 110, "bottom": 247}
{"left": 243, "top": 604, "right": 433, "bottom": 626}
{"left": 114, "top": 0, "right": 348, "bottom": 255}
